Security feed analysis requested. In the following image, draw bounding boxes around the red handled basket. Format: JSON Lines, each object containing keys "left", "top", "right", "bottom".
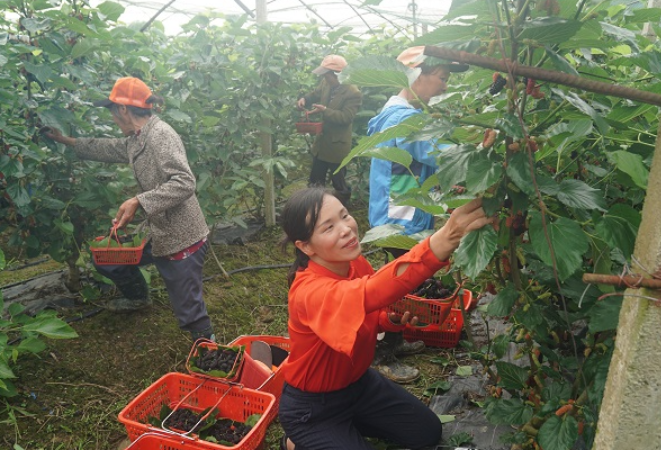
{"left": 295, "top": 112, "right": 323, "bottom": 135}
{"left": 90, "top": 227, "right": 146, "bottom": 266}
{"left": 402, "top": 289, "right": 476, "bottom": 348}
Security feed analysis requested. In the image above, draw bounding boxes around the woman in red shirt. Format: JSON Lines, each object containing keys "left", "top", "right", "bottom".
{"left": 278, "top": 187, "right": 491, "bottom": 450}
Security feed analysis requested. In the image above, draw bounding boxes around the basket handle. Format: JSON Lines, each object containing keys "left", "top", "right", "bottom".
{"left": 161, "top": 383, "right": 233, "bottom": 437}
{"left": 102, "top": 226, "right": 124, "bottom": 250}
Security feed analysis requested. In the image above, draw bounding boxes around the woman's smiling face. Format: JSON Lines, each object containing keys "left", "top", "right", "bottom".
{"left": 295, "top": 194, "right": 361, "bottom": 276}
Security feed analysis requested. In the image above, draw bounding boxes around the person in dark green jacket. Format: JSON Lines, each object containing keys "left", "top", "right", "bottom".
{"left": 297, "top": 55, "right": 362, "bottom": 206}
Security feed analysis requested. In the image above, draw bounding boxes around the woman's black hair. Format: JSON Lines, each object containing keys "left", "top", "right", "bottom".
{"left": 279, "top": 187, "right": 328, "bottom": 287}
{"left": 109, "top": 94, "right": 165, "bottom": 118}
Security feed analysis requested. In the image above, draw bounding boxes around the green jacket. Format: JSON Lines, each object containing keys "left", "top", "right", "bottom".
{"left": 304, "top": 81, "right": 362, "bottom": 164}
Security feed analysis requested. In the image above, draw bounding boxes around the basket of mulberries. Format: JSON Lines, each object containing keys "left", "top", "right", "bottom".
{"left": 186, "top": 340, "right": 246, "bottom": 383}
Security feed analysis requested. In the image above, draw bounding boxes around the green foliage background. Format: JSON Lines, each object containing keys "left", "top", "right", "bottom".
{"left": 1, "top": 0, "right": 660, "bottom": 449}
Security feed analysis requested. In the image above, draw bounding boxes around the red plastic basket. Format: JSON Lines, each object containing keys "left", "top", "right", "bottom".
{"left": 228, "top": 335, "right": 290, "bottom": 425}
{"left": 295, "top": 112, "right": 323, "bottom": 135}
{"left": 402, "top": 290, "right": 475, "bottom": 348}
{"left": 90, "top": 227, "right": 146, "bottom": 266}
{"left": 186, "top": 340, "right": 245, "bottom": 383}
{"left": 118, "top": 372, "right": 275, "bottom": 450}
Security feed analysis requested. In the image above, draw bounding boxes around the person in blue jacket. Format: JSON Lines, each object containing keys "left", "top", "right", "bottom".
{"left": 368, "top": 46, "right": 469, "bottom": 383}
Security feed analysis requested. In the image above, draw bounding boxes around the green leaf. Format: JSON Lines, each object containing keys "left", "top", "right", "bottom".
{"left": 551, "top": 88, "right": 609, "bottom": 134}
{"left": 339, "top": 115, "right": 428, "bottom": 170}
{"left": 6, "top": 184, "right": 31, "bottom": 208}
{"left": 438, "top": 415, "right": 456, "bottom": 424}
{"left": 546, "top": 119, "right": 593, "bottom": 141}
{"left": 21, "top": 317, "right": 79, "bottom": 339}
{"left": 166, "top": 109, "right": 192, "bottom": 123}
{"left": 23, "top": 62, "right": 53, "bottom": 85}
{"left": 485, "top": 398, "right": 533, "bottom": 426}
{"left": 545, "top": 47, "right": 578, "bottom": 76}
{"left": 339, "top": 56, "right": 409, "bottom": 89}
{"left": 505, "top": 152, "right": 534, "bottom": 196}
{"left": 538, "top": 415, "right": 579, "bottom": 450}
{"left": 362, "top": 223, "right": 405, "bottom": 242}
{"left": 630, "top": 7, "right": 661, "bottom": 23}
{"left": 492, "top": 334, "right": 510, "bottom": 359}
{"left": 456, "top": 366, "right": 473, "bottom": 377}
{"left": 0, "top": 360, "right": 16, "bottom": 379}
{"left": 464, "top": 152, "right": 503, "bottom": 193}
{"left": 424, "top": 380, "right": 451, "bottom": 396}
{"left": 594, "top": 206, "right": 638, "bottom": 258}
{"left": 245, "top": 413, "right": 262, "bottom": 427}
{"left": 97, "top": 1, "right": 125, "bottom": 21}
{"left": 454, "top": 226, "right": 498, "bottom": 280}
{"left": 496, "top": 361, "right": 530, "bottom": 390}
{"left": 555, "top": 179, "right": 606, "bottom": 211}
{"left": 360, "top": 146, "right": 413, "bottom": 168}
{"left": 607, "top": 150, "right": 648, "bottom": 189}
{"left": 529, "top": 213, "right": 589, "bottom": 281}
{"left": 17, "top": 337, "right": 47, "bottom": 353}
{"left": 518, "top": 18, "right": 583, "bottom": 45}
{"left": 38, "top": 106, "right": 77, "bottom": 134}
{"left": 53, "top": 219, "right": 74, "bottom": 235}
{"left": 486, "top": 284, "right": 519, "bottom": 317}
{"left": 71, "top": 39, "right": 96, "bottom": 59}
{"left": 587, "top": 296, "right": 622, "bottom": 333}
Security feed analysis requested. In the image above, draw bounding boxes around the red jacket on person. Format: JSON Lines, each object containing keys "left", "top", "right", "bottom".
{"left": 282, "top": 238, "right": 449, "bottom": 392}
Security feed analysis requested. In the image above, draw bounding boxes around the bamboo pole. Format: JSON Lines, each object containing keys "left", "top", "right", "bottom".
{"left": 423, "top": 46, "right": 661, "bottom": 107}
{"left": 583, "top": 273, "right": 661, "bottom": 289}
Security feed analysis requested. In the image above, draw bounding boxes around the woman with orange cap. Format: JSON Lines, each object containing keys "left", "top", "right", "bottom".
{"left": 43, "top": 77, "right": 214, "bottom": 342}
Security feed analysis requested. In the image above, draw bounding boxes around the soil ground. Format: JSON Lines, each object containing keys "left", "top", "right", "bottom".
{"left": 0, "top": 198, "right": 481, "bottom": 450}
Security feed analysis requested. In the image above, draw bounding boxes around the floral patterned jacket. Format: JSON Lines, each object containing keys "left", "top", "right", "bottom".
{"left": 74, "top": 116, "right": 209, "bottom": 257}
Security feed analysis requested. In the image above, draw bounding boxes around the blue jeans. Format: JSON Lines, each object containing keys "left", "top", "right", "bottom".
{"left": 279, "top": 368, "right": 442, "bottom": 450}
{"left": 94, "top": 240, "right": 212, "bottom": 335}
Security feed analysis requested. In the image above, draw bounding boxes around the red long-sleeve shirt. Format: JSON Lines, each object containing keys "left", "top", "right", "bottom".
{"left": 282, "top": 238, "right": 449, "bottom": 392}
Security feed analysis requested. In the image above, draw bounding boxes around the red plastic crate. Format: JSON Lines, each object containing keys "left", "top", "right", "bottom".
{"left": 126, "top": 433, "right": 203, "bottom": 450}
{"left": 228, "top": 335, "right": 290, "bottom": 425}
{"left": 401, "top": 290, "right": 475, "bottom": 348}
{"left": 186, "top": 340, "right": 245, "bottom": 383}
{"left": 118, "top": 372, "right": 275, "bottom": 450}
{"left": 388, "top": 288, "right": 473, "bottom": 327}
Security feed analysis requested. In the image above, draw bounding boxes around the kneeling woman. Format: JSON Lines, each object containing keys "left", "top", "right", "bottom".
{"left": 278, "top": 187, "right": 491, "bottom": 450}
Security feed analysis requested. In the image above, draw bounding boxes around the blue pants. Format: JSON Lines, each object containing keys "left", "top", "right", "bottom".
{"left": 94, "top": 241, "right": 212, "bottom": 335}
{"left": 279, "top": 368, "right": 442, "bottom": 450}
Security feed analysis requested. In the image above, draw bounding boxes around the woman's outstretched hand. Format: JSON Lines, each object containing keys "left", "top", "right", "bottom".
{"left": 429, "top": 198, "right": 493, "bottom": 262}
{"left": 40, "top": 126, "right": 77, "bottom": 146}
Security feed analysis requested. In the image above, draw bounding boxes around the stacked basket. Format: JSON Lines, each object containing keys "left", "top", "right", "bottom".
{"left": 119, "top": 335, "right": 290, "bottom": 450}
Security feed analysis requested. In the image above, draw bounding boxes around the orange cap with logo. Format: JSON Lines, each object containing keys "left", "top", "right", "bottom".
{"left": 93, "top": 77, "right": 154, "bottom": 109}
{"left": 312, "top": 55, "right": 348, "bottom": 75}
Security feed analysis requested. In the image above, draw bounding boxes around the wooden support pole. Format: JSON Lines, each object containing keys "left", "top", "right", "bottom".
{"left": 256, "top": 0, "right": 276, "bottom": 227}
{"left": 422, "top": 46, "right": 661, "bottom": 107}
{"left": 582, "top": 273, "right": 661, "bottom": 290}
